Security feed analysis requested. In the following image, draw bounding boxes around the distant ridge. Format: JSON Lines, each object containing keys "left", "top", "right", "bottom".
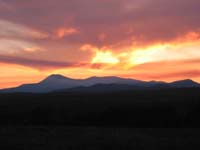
{"left": 0, "top": 74, "right": 199, "bottom": 93}
{"left": 170, "top": 79, "right": 200, "bottom": 88}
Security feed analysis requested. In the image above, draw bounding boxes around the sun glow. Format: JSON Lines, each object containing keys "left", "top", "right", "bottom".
{"left": 92, "top": 51, "right": 119, "bottom": 64}
{"left": 129, "top": 45, "right": 170, "bottom": 65}
{"left": 129, "top": 42, "right": 200, "bottom": 65}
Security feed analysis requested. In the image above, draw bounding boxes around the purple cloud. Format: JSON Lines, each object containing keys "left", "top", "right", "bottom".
{"left": 0, "top": 55, "right": 88, "bottom": 70}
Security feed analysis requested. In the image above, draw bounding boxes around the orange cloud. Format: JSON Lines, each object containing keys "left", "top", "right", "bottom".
{"left": 120, "top": 59, "right": 200, "bottom": 82}
{"left": 56, "top": 27, "right": 78, "bottom": 38}
{"left": 80, "top": 35, "right": 200, "bottom": 70}
{"left": 92, "top": 51, "right": 119, "bottom": 64}
{"left": 81, "top": 44, "right": 120, "bottom": 65}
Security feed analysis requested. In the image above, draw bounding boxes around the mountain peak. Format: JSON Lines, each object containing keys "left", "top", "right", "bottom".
{"left": 47, "top": 74, "right": 67, "bottom": 79}
{"left": 181, "top": 79, "right": 196, "bottom": 82}
{"left": 40, "top": 74, "right": 72, "bottom": 84}
{"left": 172, "top": 79, "right": 197, "bottom": 83}
{"left": 170, "top": 79, "right": 199, "bottom": 87}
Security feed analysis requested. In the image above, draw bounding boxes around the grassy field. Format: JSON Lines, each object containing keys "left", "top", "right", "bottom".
{"left": 0, "top": 126, "right": 200, "bottom": 149}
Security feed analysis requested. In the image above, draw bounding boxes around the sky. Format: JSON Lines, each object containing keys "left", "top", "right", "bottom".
{"left": 0, "top": 0, "right": 200, "bottom": 88}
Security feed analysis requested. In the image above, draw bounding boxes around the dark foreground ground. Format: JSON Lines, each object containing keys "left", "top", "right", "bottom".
{"left": 1, "top": 88, "right": 200, "bottom": 127}
{"left": 0, "top": 88, "right": 200, "bottom": 149}
{"left": 1, "top": 126, "right": 200, "bottom": 149}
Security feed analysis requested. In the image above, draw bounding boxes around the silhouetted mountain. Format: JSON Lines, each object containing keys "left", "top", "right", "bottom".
{"left": 57, "top": 84, "right": 144, "bottom": 93}
{"left": 0, "top": 74, "right": 199, "bottom": 93}
{"left": 169, "top": 79, "right": 200, "bottom": 88}
{"left": 83, "top": 76, "right": 145, "bottom": 85}
{"left": 1, "top": 74, "right": 82, "bottom": 93}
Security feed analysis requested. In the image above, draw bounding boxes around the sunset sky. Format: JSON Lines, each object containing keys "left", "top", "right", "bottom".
{"left": 0, "top": 0, "right": 200, "bottom": 88}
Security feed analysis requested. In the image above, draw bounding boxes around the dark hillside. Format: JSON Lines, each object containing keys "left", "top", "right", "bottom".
{"left": 0, "top": 88, "right": 200, "bottom": 127}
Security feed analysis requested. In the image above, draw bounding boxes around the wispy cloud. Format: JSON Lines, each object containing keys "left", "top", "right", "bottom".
{"left": 0, "top": 19, "right": 48, "bottom": 39}
{"left": 0, "top": 39, "right": 41, "bottom": 54}
{"left": 0, "top": 55, "right": 88, "bottom": 70}
{"left": 0, "top": 19, "right": 48, "bottom": 55}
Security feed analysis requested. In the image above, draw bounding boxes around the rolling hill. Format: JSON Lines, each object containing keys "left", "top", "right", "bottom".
{"left": 1, "top": 74, "right": 199, "bottom": 93}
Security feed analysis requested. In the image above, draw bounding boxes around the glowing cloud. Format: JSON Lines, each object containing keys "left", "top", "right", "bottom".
{"left": 129, "top": 44, "right": 171, "bottom": 65}
{"left": 56, "top": 27, "right": 78, "bottom": 38}
{"left": 92, "top": 51, "right": 119, "bottom": 64}
{"left": 129, "top": 42, "right": 200, "bottom": 65}
{"left": 81, "top": 44, "right": 119, "bottom": 64}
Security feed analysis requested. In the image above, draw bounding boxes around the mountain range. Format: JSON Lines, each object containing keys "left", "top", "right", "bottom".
{"left": 1, "top": 74, "right": 200, "bottom": 93}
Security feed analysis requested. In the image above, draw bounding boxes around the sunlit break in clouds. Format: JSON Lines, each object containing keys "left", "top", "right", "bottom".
{"left": 0, "top": 0, "right": 200, "bottom": 88}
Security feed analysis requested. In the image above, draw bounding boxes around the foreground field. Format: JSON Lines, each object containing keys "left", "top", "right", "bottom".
{"left": 0, "top": 88, "right": 200, "bottom": 127}
{"left": 0, "top": 126, "right": 200, "bottom": 149}
{"left": 0, "top": 88, "right": 200, "bottom": 149}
